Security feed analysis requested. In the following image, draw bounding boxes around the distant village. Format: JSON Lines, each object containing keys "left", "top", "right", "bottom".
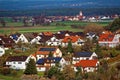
{"left": 47, "top": 11, "right": 119, "bottom": 22}
{"left": 0, "top": 11, "right": 119, "bottom": 26}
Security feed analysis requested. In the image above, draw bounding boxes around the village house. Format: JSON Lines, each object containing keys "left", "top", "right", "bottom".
{"left": 0, "top": 47, "right": 5, "bottom": 56}
{"left": 38, "top": 35, "right": 53, "bottom": 45}
{"left": 36, "top": 57, "right": 67, "bottom": 71}
{"left": 9, "top": 33, "right": 21, "bottom": 43}
{"left": 30, "top": 35, "right": 41, "bottom": 44}
{"left": 86, "top": 32, "right": 98, "bottom": 40}
{"left": 16, "top": 33, "right": 38, "bottom": 43}
{"left": 72, "top": 52, "right": 97, "bottom": 64}
{"left": 0, "top": 36, "right": 15, "bottom": 50}
{"left": 98, "top": 32, "right": 120, "bottom": 47}
{"left": 29, "top": 47, "right": 62, "bottom": 61}
{"left": 46, "top": 34, "right": 65, "bottom": 46}
{"left": 6, "top": 56, "right": 29, "bottom": 69}
{"left": 62, "top": 36, "right": 84, "bottom": 47}
{"left": 74, "top": 60, "right": 99, "bottom": 73}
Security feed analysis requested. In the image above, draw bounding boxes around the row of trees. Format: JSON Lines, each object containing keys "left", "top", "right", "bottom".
{"left": 0, "top": 15, "right": 50, "bottom": 27}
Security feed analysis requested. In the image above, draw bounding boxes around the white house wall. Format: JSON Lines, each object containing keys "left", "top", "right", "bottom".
{"left": 0, "top": 47, "right": 5, "bottom": 56}
{"left": 53, "top": 48, "right": 62, "bottom": 57}
{"left": 37, "top": 67, "right": 46, "bottom": 72}
{"left": 16, "top": 34, "right": 28, "bottom": 43}
{"left": 30, "top": 36, "right": 41, "bottom": 44}
{"left": 6, "top": 61, "right": 26, "bottom": 69}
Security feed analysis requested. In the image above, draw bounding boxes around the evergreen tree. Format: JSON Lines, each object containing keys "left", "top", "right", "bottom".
{"left": 67, "top": 41, "right": 73, "bottom": 53}
{"left": 105, "top": 18, "right": 120, "bottom": 32}
{"left": 95, "top": 43, "right": 102, "bottom": 58}
{"left": 47, "top": 66, "right": 60, "bottom": 78}
{"left": 48, "top": 51, "right": 53, "bottom": 57}
{"left": 24, "top": 59, "right": 37, "bottom": 75}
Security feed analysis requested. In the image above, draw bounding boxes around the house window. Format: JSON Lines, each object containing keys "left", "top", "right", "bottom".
{"left": 92, "top": 56, "right": 97, "bottom": 59}
{"left": 86, "top": 58, "right": 89, "bottom": 60}
{"left": 7, "top": 62, "right": 9, "bottom": 64}
{"left": 47, "top": 60, "right": 49, "bottom": 62}
{"left": 18, "top": 62, "right": 22, "bottom": 64}
{"left": 0, "top": 51, "right": 3, "bottom": 53}
{"left": 39, "top": 68, "right": 41, "bottom": 70}
{"left": 88, "top": 68, "right": 91, "bottom": 70}
{"left": 13, "top": 62, "right": 16, "bottom": 64}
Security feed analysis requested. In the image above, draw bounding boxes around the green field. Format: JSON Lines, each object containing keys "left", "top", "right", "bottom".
{"left": 0, "top": 21, "right": 110, "bottom": 34}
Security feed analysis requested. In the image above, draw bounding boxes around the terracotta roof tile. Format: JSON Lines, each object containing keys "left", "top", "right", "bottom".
{"left": 75, "top": 60, "right": 98, "bottom": 67}
{"left": 99, "top": 33, "right": 114, "bottom": 41}
{"left": 62, "top": 36, "right": 81, "bottom": 43}
{"left": 43, "top": 32, "right": 53, "bottom": 36}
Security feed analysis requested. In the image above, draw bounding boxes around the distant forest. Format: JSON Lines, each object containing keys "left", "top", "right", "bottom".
{"left": 0, "top": 8, "right": 120, "bottom": 17}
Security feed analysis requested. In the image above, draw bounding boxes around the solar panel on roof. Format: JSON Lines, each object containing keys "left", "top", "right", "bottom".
{"left": 75, "top": 52, "right": 93, "bottom": 57}
{"left": 39, "top": 48, "right": 56, "bottom": 51}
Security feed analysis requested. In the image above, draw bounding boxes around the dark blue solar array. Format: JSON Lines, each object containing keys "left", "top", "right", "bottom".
{"left": 39, "top": 48, "right": 56, "bottom": 51}
{"left": 12, "top": 34, "right": 18, "bottom": 40}
{"left": 36, "top": 57, "right": 62, "bottom": 64}
{"left": 36, "top": 59, "right": 44, "bottom": 64}
{"left": 74, "top": 52, "right": 93, "bottom": 57}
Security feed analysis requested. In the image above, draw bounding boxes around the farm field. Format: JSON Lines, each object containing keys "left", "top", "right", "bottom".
{"left": 0, "top": 21, "right": 110, "bottom": 34}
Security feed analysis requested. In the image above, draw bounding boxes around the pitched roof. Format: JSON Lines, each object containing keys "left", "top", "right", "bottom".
{"left": 0, "top": 35, "right": 4, "bottom": 39}
{"left": 59, "top": 31, "right": 73, "bottom": 35}
{"left": 32, "top": 47, "right": 57, "bottom": 56}
{"left": 39, "top": 47, "right": 56, "bottom": 51}
{"left": 43, "top": 32, "right": 53, "bottom": 36}
{"left": 86, "top": 32, "right": 96, "bottom": 36}
{"left": 74, "top": 32, "right": 85, "bottom": 37}
{"left": 99, "top": 33, "right": 114, "bottom": 42}
{"left": 24, "top": 33, "right": 37, "bottom": 41}
{"left": 10, "top": 33, "right": 21, "bottom": 40}
{"left": 36, "top": 57, "right": 62, "bottom": 64}
{"left": 2, "top": 37, "right": 15, "bottom": 44}
{"left": 75, "top": 60, "right": 98, "bottom": 67}
{"left": 0, "top": 40, "right": 3, "bottom": 45}
{"left": 74, "top": 52, "right": 93, "bottom": 57}
{"left": 6, "top": 56, "right": 28, "bottom": 61}
{"left": 0, "top": 36, "right": 15, "bottom": 47}
{"left": 62, "top": 36, "right": 81, "bottom": 43}
{"left": 39, "top": 35, "right": 53, "bottom": 43}
{"left": 54, "top": 34, "right": 65, "bottom": 39}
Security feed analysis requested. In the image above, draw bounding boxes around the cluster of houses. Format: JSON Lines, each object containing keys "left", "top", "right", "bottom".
{"left": 47, "top": 11, "right": 119, "bottom": 22}
{"left": 5, "top": 46, "right": 99, "bottom": 73}
{"left": 0, "top": 30, "right": 120, "bottom": 73}
{"left": 9, "top": 11, "right": 119, "bottom": 24}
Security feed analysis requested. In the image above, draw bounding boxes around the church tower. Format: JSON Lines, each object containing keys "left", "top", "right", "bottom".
{"left": 79, "top": 11, "right": 83, "bottom": 16}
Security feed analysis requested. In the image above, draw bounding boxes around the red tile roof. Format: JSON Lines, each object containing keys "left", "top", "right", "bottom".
{"left": 99, "top": 33, "right": 114, "bottom": 42}
{"left": 62, "top": 36, "right": 81, "bottom": 43}
{"left": 43, "top": 32, "right": 53, "bottom": 36}
{"left": 75, "top": 60, "right": 98, "bottom": 67}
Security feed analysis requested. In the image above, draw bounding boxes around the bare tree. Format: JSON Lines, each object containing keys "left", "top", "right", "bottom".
{"left": 84, "top": 23, "right": 104, "bottom": 35}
